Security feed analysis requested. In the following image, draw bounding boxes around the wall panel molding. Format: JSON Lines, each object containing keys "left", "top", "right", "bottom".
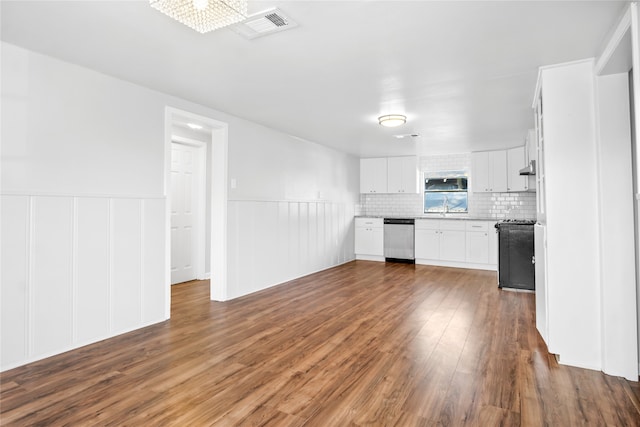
{"left": 0, "top": 194, "right": 166, "bottom": 371}
{"left": 226, "top": 199, "right": 355, "bottom": 300}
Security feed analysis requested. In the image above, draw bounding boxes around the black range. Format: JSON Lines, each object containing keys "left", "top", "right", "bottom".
{"left": 495, "top": 219, "right": 536, "bottom": 291}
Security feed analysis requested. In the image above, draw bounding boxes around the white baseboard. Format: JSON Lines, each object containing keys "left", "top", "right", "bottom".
{"left": 355, "top": 255, "right": 385, "bottom": 262}
{"left": 415, "top": 258, "right": 497, "bottom": 271}
{"left": 0, "top": 318, "right": 166, "bottom": 373}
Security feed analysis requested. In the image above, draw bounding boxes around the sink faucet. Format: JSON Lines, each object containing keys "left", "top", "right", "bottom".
{"left": 441, "top": 196, "right": 449, "bottom": 216}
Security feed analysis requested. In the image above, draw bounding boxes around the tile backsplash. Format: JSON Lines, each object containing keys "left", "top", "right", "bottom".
{"left": 355, "top": 153, "right": 537, "bottom": 220}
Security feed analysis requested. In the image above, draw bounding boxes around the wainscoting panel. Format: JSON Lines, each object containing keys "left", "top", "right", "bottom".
{"left": 0, "top": 194, "right": 166, "bottom": 371}
{"left": 1, "top": 195, "right": 29, "bottom": 366}
{"left": 226, "top": 200, "right": 355, "bottom": 300}
{"left": 142, "top": 198, "right": 166, "bottom": 324}
{"left": 111, "top": 199, "right": 143, "bottom": 334}
{"left": 76, "top": 197, "right": 110, "bottom": 344}
{"left": 31, "top": 196, "right": 74, "bottom": 357}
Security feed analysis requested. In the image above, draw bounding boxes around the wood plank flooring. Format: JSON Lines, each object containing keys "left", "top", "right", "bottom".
{"left": 1, "top": 261, "right": 639, "bottom": 426}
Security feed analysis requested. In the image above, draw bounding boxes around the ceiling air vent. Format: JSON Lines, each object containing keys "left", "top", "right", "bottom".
{"left": 232, "top": 8, "right": 298, "bottom": 39}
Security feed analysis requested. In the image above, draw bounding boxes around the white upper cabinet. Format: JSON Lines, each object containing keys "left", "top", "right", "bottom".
{"left": 473, "top": 147, "right": 534, "bottom": 193}
{"left": 387, "top": 156, "right": 419, "bottom": 194}
{"left": 490, "top": 151, "right": 508, "bottom": 192}
{"left": 507, "top": 146, "right": 529, "bottom": 192}
{"left": 471, "top": 152, "right": 490, "bottom": 193}
{"left": 360, "top": 158, "right": 388, "bottom": 193}
{"left": 526, "top": 128, "right": 537, "bottom": 168}
{"left": 360, "top": 156, "right": 417, "bottom": 194}
{"left": 471, "top": 150, "right": 507, "bottom": 192}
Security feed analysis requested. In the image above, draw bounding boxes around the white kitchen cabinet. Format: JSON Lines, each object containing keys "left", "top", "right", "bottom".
{"left": 532, "top": 59, "right": 640, "bottom": 378}
{"left": 465, "top": 221, "right": 489, "bottom": 264}
{"left": 440, "top": 230, "right": 466, "bottom": 262}
{"left": 534, "top": 97, "right": 547, "bottom": 224}
{"left": 354, "top": 217, "right": 383, "bottom": 257}
{"left": 526, "top": 129, "right": 537, "bottom": 171}
{"left": 471, "top": 150, "right": 507, "bottom": 193}
{"left": 415, "top": 220, "right": 440, "bottom": 260}
{"left": 415, "top": 219, "right": 466, "bottom": 263}
{"left": 534, "top": 224, "right": 548, "bottom": 344}
{"left": 471, "top": 152, "right": 490, "bottom": 193}
{"left": 506, "top": 146, "right": 530, "bottom": 192}
{"left": 415, "top": 219, "right": 496, "bottom": 270}
{"left": 360, "top": 158, "right": 387, "bottom": 193}
{"left": 488, "top": 224, "right": 498, "bottom": 265}
{"left": 387, "top": 156, "right": 418, "bottom": 194}
{"left": 439, "top": 220, "right": 466, "bottom": 262}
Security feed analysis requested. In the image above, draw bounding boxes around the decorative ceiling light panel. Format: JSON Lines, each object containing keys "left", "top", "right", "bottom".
{"left": 150, "top": 0, "right": 248, "bottom": 33}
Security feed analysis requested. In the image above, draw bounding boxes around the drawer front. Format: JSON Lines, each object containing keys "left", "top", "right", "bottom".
{"left": 415, "top": 219, "right": 440, "bottom": 230}
{"left": 355, "top": 217, "right": 383, "bottom": 228}
{"left": 439, "top": 220, "right": 466, "bottom": 231}
{"left": 466, "top": 221, "right": 489, "bottom": 232}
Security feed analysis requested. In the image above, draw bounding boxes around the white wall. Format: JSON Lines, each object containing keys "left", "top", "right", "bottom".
{"left": 1, "top": 42, "right": 359, "bottom": 370}
{"left": 595, "top": 72, "right": 637, "bottom": 380}
{"left": 630, "top": 1, "right": 640, "bottom": 377}
{"left": 1, "top": 195, "right": 165, "bottom": 369}
{"left": 227, "top": 200, "right": 355, "bottom": 300}
{"left": 225, "top": 119, "right": 359, "bottom": 299}
{"left": 541, "top": 60, "right": 602, "bottom": 370}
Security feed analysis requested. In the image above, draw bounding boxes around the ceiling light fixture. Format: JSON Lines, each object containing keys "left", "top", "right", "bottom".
{"left": 193, "top": 0, "right": 208, "bottom": 11}
{"left": 393, "top": 133, "right": 420, "bottom": 139}
{"left": 187, "top": 123, "right": 203, "bottom": 130}
{"left": 150, "top": 0, "right": 248, "bottom": 34}
{"left": 378, "top": 114, "right": 407, "bottom": 127}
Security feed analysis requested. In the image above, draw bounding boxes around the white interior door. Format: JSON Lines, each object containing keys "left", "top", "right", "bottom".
{"left": 171, "top": 142, "right": 202, "bottom": 284}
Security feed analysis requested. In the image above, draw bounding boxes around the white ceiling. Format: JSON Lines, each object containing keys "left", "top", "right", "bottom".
{"left": 0, "top": 0, "right": 629, "bottom": 157}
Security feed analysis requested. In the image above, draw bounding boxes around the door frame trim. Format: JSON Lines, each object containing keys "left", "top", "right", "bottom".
{"left": 164, "top": 107, "right": 229, "bottom": 318}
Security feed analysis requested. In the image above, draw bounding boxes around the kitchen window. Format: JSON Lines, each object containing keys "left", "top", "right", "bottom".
{"left": 423, "top": 176, "right": 468, "bottom": 213}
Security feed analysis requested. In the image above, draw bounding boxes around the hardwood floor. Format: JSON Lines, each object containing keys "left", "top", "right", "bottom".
{"left": 1, "top": 261, "right": 639, "bottom": 426}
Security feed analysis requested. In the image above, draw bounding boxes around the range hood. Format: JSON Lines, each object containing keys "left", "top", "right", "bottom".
{"left": 519, "top": 160, "right": 537, "bottom": 176}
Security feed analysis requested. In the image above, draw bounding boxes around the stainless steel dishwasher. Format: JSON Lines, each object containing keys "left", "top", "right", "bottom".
{"left": 383, "top": 218, "right": 415, "bottom": 263}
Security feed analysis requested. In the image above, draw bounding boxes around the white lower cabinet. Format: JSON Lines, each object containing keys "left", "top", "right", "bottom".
{"left": 415, "top": 219, "right": 496, "bottom": 270}
{"left": 488, "top": 226, "right": 498, "bottom": 265}
{"left": 356, "top": 217, "right": 497, "bottom": 269}
{"left": 415, "top": 226, "right": 440, "bottom": 260}
{"left": 439, "top": 221, "right": 466, "bottom": 262}
{"left": 354, "top": 217, "right": 384, "bottom": 258}
{"left": 465, "top": 221, "right": 489, "bottom": 264}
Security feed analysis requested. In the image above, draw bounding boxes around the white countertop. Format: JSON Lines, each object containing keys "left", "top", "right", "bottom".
{"left": 355, "top": 215, "right": 499, "bottom": 221}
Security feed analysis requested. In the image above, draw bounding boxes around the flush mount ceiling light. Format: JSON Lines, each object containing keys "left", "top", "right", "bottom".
{"left": 150, "top": 0, "right": 248, "bottom": 34}
{"left": 378, "top": 114, "right": 407, "bottom": 127}
{"left": 393, "top": 133, "right": 420, "bottom": 139}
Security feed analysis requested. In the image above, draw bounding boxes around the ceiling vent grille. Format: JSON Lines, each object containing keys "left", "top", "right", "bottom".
{"left": 232, "top": 8, "right": 297, "bottom": 39}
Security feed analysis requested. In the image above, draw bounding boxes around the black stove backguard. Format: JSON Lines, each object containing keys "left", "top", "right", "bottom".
{"left": 496, "top": 222, "right": 535, "bottom": 291}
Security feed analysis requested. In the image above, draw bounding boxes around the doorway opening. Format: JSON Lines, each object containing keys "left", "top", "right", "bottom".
{"left": 170, "top": 138, "right": 207, "bottom": 285}
{"left": 164, "top": 107, "right": 229, "bottom": 318}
